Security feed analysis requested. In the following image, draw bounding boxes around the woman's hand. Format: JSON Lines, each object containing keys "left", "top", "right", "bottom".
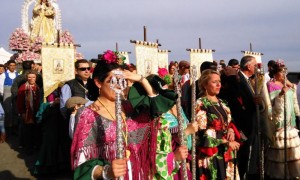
{"left": 109, "top": 158, "right": 128, "bottom": 178}
{"left": 228, "top": 141, "right": 240, "bottom": 151}
{"left": 185, "top": 122, "right": 199, "bottom": 135}
{"left": 279, "top": 86, "right": 289, "bottom": 96}
{"left": 122, "top": 70, "right": 143, "bottom": 82}
{"left": 226, "top": 128, "right": 235, "bottom": 141}
{"left": 174, "top": 145, "right": 188, "bottom": 161}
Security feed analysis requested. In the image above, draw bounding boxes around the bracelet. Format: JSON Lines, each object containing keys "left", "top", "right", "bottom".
{"left": 102, "top": 165, "right": 112, "bottom": 180}
{"left": 139, "top": 75, "right": 144, "bottom": 82}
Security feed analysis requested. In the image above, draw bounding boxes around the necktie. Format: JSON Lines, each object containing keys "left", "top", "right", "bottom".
{"left": 247, "top": 78, "right": 255, "bottom": 94}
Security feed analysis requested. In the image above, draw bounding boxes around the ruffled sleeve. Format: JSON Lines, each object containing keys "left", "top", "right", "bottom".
{"left": 128, "top": 81, "right": 177, "bottom": 118}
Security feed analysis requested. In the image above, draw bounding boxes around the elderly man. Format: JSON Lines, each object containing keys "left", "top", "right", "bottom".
{"left": 224, "top": 56, "right": 261, "bottom": 179}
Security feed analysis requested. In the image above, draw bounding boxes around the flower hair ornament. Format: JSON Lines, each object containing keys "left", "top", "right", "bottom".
{"left": 100, "top": 50, "right": 126, "bottom": 65}
{"left": 158, "top": 67, "right": 172, "bottom": 85}
{"left": 275, "top": 59, "right": 285, "bottom": 67}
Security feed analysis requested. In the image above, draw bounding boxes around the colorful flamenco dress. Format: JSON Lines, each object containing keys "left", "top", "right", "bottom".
{"left": 195, "top": 97, "right": 240, "bottom": 180}
{"left": 154, "top": 108, "right": 192, "bottom": 180}
{"left": 71, "top": 78, "right": 178, "bottom": 180}
{"left": 71, "top": 102, "right": 155, "bottom": 180}
{"left": 265, "top": 81, "right": 300, "bottom": 179}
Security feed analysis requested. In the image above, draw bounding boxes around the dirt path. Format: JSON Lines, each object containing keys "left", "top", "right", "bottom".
{"left": 0, "top": 136, "right": 72, "bottom": 180}
{"left": 0, "top": 136, "right": 36, "bottom": 180}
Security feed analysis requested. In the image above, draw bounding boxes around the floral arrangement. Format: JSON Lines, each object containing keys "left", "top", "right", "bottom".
{"left": 15, "top": 50, "right": 40, "bottom": 63}
{"left": 101, "top": 50, "right": 126, "bottom": 65}
{"left": 9, "top": 28, "right": 31, "bottom": 51}
{"left": 158, "top": 67, "right": 172, "bottom": 85}
{"left": 275, "top": 59, "right": 285, "bottom": 67}
{"left": 31, "top": 36, "right": 43, "bottom": 52}
{"left": 60, "top": 30, "right": 74, "bottom": 44}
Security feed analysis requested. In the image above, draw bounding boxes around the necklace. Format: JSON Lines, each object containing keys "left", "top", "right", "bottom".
{"left": 97, "top": 98, "right": 130, "bottom": 158}
{"left": 208, "top": 98, "right": 228, "bottom": 130}
{"left": 77, "top": 82, "right": 88, "bottom": 95}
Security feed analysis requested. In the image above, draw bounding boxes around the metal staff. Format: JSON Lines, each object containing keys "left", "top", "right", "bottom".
{"left": 190, "top": 65, "right": 197, "bottom": 180}
{"left": 110, "top": 70, "right": 127, "bottom": 180}
{"left": 254, "top": 63, "right": 265, "bottom": 180}
{"left": 283, "top": 67, "right": 288, "bottom": 180}
{"left": 173, "top": 68, "right": 188, "bottom": 180}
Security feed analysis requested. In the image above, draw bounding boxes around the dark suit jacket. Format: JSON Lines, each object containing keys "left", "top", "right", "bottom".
{"left": 222, "top": 71, "right": 256, "bottom": 139}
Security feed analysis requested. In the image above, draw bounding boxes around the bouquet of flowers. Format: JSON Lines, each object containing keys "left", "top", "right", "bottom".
{"left": 9, "top": 28, "right": 30, "bottom": 51}
{"left": 101, "top": 50, "right": 125, "bottom": 65}
{"left": 75, "top": 52, "right": 84, "bottom": 60}
{"left": 15, "top": 50, "right": 40, "bottom": 63}
{"left": 31, "top": 36, "right": 43, "bottom": 52}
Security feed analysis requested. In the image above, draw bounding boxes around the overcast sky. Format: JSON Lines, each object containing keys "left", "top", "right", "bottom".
{"left": 1, "top": 0, "right": 300, "bottom": 71}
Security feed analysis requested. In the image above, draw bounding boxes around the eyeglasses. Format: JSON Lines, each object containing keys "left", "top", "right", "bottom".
{"left": 78, "top": 67, "right": 91, "bottom": 71}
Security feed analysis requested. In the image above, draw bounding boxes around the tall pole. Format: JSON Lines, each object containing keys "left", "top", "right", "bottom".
{"left": 199, "top": 38, "right": 202, "bottom": 49}
{"left": 190, "top": 65, "right": 197, "bottom": 180}
{"left": 173, "top": 68, "right": 188, "bottom": 179}
{"left": 255, "top": 64, "right": 264, "bottom": 180}
{"left": 283, "top": 68, "right": 288, "bottom": 180}
{"left": 111, "top": 70, "right": 127, "bottom": 180}
{"left": 116, "top": 42, "right": 119, "bottom": 52}
{"left": 250, "top": 42, "right": 253, "bottom": 52}
{"left": 143, "top": 26, "right": 147, "bottom": 42}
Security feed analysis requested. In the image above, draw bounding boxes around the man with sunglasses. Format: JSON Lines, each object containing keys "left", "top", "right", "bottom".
{"left": 60, "top": 59, "right": 93, "bottom": 117}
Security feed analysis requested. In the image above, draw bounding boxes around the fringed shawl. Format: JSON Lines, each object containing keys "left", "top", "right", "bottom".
{"left": 71, "top": 101, "right": 158, "bottom": 179}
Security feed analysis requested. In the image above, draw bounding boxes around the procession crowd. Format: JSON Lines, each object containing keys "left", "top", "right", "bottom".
{"left": 0, "top": 52, "right": 299, "bottom": 180}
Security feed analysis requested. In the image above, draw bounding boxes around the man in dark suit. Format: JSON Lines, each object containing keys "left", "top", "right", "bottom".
{"left": 223, "top": 55, "right": 260, "bottom": 179}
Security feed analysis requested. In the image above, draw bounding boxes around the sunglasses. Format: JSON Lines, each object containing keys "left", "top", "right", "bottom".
{"left": 78, "top": 67, "right": 91, "bottom": 71}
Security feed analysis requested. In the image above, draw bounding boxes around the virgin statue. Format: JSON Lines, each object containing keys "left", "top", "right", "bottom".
{"left": 30, "top": 0, "right": 57, "bottom": 44}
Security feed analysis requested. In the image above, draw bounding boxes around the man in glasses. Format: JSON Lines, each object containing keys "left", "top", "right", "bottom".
{"left": 60, "top": 59, "right": 93, "bottom": 118}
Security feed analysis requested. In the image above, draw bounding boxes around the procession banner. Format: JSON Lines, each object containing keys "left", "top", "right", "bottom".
{"left": 41, "top": 44, "right": 75, "bottom": 101}
{"left": 119, "top": 51, "right": 130, "bottom": 64}
{"left": 134, "top": 41, "right": 159, "bottom": 76}
{"left": 157, "top": 49, "right": 169, "bottom": 69}
{"left": 243, "top": 51, "right": 262, "bottom": 63}
{"left": 189, "top": 49, "right": 213, "bottom": 78}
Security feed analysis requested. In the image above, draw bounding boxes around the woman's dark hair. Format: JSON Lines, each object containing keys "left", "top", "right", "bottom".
{"left": 88, "top": 60, "right": 123, "bottom": 100}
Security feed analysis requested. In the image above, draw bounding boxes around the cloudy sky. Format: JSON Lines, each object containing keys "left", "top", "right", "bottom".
{"left": 1, "top": 0, "right": 300, "bottom": 71}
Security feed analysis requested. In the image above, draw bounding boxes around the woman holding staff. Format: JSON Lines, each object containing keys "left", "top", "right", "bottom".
{"left": 71, "top": 50, "right": 189, "bottom": 179}
{"left": 195, "top": 69, "right": 241, "bottom": 180}
{"left": 265, "top": 61, "right": 300, "bottom": 179}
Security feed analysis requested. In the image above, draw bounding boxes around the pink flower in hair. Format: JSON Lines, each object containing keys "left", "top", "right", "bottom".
{"left": 103, "top": 50, "right": 118, "bottom": 63}
{"left": 276, "top": 59, "right": 285, "bottom": 67}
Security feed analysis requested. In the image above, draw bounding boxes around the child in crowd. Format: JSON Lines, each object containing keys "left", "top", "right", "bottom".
{"left": 65, "top": 96, "right": 88, "bottom": 138}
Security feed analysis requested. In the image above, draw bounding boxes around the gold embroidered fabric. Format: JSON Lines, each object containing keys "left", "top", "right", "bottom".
{"left": 134, "top": 42, "right": 158, "bottom": 76}
{"left": 190, "top": 49, "right": 213, "bottom": 78}
{"left": 157, "top": 50, "right": 169, "bottom": 69}
{"left": 41, "top": 44, "right": 75, "bottom": 101}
